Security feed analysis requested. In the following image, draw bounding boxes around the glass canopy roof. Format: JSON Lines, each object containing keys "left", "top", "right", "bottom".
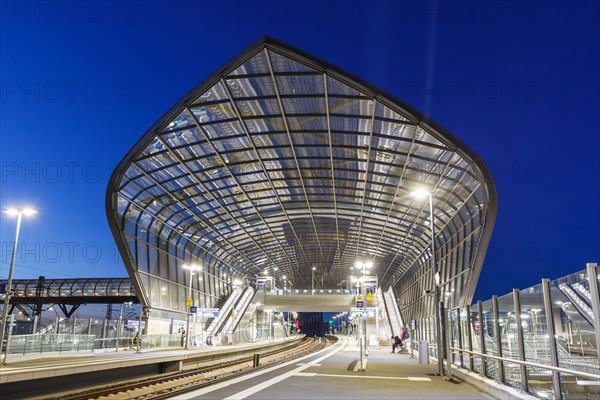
{"left": 107, "top": 37, "right": 497, "bottom": 314}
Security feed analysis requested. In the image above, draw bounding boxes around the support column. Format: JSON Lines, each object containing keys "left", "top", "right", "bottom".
{"left": 542, "top": 278, "right": 562, "bottom": 399}
{"left": 492, "top": 295, "right": 505, "bottom": 383}
{"left": 585, "top": 263, "right": 600, "bottom": 361}
{"left": 513, "top": 289, "right": 529, "bottom": 393}
{"left": 478, "top": 300, "right": 487, "bottom": 377}
{"left": 456, "top": 308, "right": 464, "bottom": 368}
{"left": 32, "top": 315, "right": 38, "bottom": 335}
{"left": 466, "top": 305, "right": 474, "bottom": 371}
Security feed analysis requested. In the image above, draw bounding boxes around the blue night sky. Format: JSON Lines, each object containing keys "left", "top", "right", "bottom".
{"left": 1, "top": 1, "right": 599, "bottom": 304}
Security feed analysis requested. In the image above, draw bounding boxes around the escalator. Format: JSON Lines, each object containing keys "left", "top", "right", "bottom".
{"left": 220, "top": 286, "right": 255, "bottom": 334}
{"left": 558, "top": 283, "right": 594, "bottom": 327}
{"left": 382, "top": 287, "right": 404, "bottom": 337}
{"left": 204, "top": 286, "right": 243, "bottom": 343}
{"left": 572, "top": 282, "right": 593, "bottom": 303}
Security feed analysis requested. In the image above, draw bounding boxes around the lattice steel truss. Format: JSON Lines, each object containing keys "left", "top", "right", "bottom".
{"left": 106, "top": 37, "right": 497, "bottom": 319}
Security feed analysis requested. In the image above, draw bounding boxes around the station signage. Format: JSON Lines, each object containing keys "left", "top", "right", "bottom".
{"left": 355, "top": 294, "right": 364, "bottom": 308}
{"left": 350, "top": 307, "right": 376, "bottom": 318}
{"left": 200, "top": 308, "right": 220, "bottom": 318}
{"left": 126, "top": 320, "right": 146, "bottom": 330}
{"left": 257, "top": 277, "right": 273, "bottom": 290}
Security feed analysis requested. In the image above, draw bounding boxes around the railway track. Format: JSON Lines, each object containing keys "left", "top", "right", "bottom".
{"left": 56, "top": 337, "right": 335, "bottom": 400}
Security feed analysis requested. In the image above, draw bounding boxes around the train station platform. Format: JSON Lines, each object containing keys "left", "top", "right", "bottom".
{"left": 175, "top": 335, "right": 498, "bottom": 400}
{"left": 0, "top": 337, "right": 303, "bottom": 399}
{"left": 0, "top": 335, "right": 531, "bottom": 399}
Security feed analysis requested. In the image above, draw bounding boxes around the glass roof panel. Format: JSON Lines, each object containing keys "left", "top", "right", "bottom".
{"left": 110, "top": 39, "right": 495, "bottom": 308}
{"left": 202, "top": 120, "right": 246, "bottom": 138}
{"left": 281, "top": 96, "right": 326, "bottom": 115}
{"left": 286, "top": 115, "right": 328, "bottom": 131}
{"left": 235, "top": 98, "right": 281, "bottom": 117}
{"left": 161, "top": 110, "right": 195, "bottom": 133}
{"left": 269, "top": 50, "right": 317, "bottom": 73}
{"left": 275, "top": 74, "right": 325, "bottom": 95}
{"left": 190, "top": 103, "right": 236, "bottom": 123}
{"left": 327, "top": 76, "right": 368, "bottom": 97}
{"left": 191, "top": 82, "right": 229, "bottom": 104}
{"left": 229, "top": 50, "right": 270, "bottom": 75}
{"left": 328, "top": 97, "right": 374, "bottom": 116}
{"left": 225, "top": 76, "right": 276, "bottom": 98}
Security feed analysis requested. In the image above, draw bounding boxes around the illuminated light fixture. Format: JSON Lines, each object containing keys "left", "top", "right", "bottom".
{"left": 182, "top": 264, "right": 203, "bottom": 272}
{"left": 4, "top": 208, "right": 38, "bottom": 216}
{"left": 410, "top": 188, "right": 429, "bottom": 199}
{"left": 1, "top": 206, "right": 38, "bottom": 365}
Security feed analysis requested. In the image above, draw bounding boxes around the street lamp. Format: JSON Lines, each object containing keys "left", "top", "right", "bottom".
{"left": 354, "top": 260, "right": 372, "bottom": 371}
{"left": 411, "top": 188, "right": 444, "bottom": 376}
{"left": 182, "top": 264, "right": 203, "bottom": 350}
{"left": 312, "top": 267, "right": 316, "bottom": 294}
{"left": 355, "top": 261, "right": 371, "bottom": 295}
{"left": 1, "top": 208, "right": 37, "bottom": 364}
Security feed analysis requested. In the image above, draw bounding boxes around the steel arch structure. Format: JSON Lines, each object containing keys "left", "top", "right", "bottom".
{"left": 106, "top": 37, "right": 497, "bottom": 327}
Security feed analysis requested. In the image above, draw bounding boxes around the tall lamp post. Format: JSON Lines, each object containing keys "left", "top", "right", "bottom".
{"left": 354, "top": 261, "right": 372, "bottom": 371}
{"left": 182, "top": 264, "right": 202, "bottom": 350}
{"left": 1, "top": 208, "right": 37, "bottom": 364}
{"left": 411, "top": 188, "right": 444, "bottom": 376}
{"left": 355, "top": 261, "right": 372, "bottom": 295}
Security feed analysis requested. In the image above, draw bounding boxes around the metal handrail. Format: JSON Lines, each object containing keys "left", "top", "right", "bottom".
{"left": 450, "top": 346, "right": 600, "bottom": 381}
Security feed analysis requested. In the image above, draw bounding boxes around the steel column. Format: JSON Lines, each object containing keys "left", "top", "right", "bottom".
{"left": 513, "top": 289, "right": 529, "bottom": 393}
{"left": 542, "top": 278, "right": 562, "bottom": 399}
{"left": 456, "top": 307, "right": 464, "bottom": 368}
{"left": 466, "top": 305, "right": 474, "bottom": 371}
{"left": 492, "top": 295, "right": 505, "bottom": 383}
{"left": 478, "top": 300, "right": 487, "bottom": 377}
{"left": 585, "top": 263, "right": 600, "bottom": 361}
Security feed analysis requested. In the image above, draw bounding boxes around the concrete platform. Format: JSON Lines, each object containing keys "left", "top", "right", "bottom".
{"left": 0, "top": 338, "right": 302, "bottom": 379}
{"left": 0, "top": 337, "right": 303, "bottom": 398}
{"left": 175, "top": 335, "right": 499, "bottom": 399}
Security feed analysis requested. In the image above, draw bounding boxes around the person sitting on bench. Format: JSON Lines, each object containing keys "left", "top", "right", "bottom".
{"left": 391, "top": 335, "right": 403, "bottom": 353}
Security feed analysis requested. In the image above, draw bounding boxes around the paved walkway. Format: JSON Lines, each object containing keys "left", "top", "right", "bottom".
{"left": 174, "top": 336, "right": 498, "bottom": 399}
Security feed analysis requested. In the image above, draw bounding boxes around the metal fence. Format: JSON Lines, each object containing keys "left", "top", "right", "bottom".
{"left": 415, "top": 263, "right": 600, "bottom": 400}
{"left": 6, "top": 334, "right": 95, "bottom": 356}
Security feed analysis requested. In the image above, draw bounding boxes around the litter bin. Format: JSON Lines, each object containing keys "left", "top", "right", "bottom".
{"left": 418, "top": 341, "right": 429, "bottom": 364}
